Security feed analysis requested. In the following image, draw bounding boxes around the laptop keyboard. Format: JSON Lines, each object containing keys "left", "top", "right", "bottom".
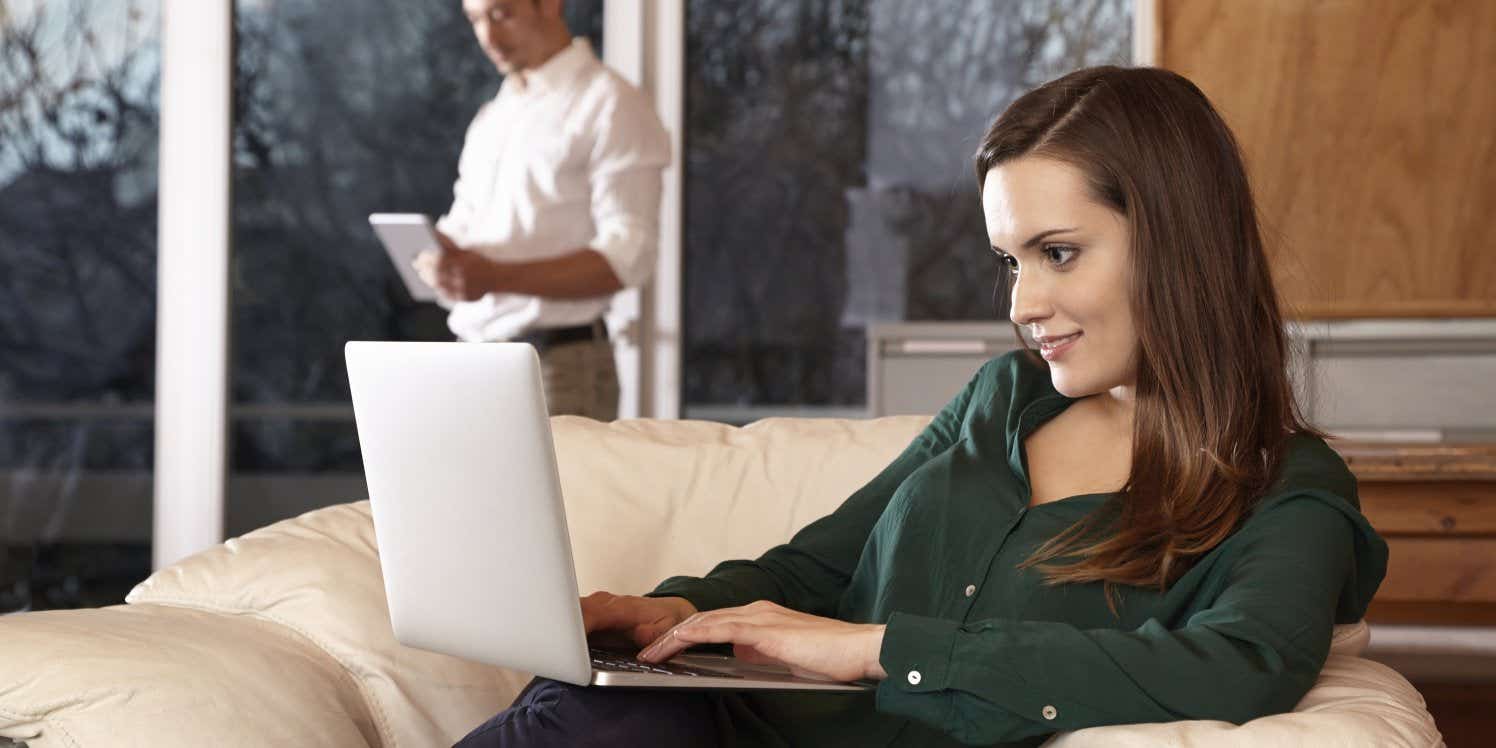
{"left": 589, "top": 648, "right": 743, "bottom": 678}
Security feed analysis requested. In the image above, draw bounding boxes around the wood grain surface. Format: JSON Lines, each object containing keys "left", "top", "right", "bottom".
{"left": 1378, "top": 537, "right": 1496, "bottom": 604}
{"left": 1159, "top": 0, "right": 1496, "bottom": 319}
{"left": 1359, "top": 482, "right": 1496, "bottom": 536}
{"left": 1335, "top": 442, "right": 1496, "bottom": 483}
{"left": 1327, "top": 440, "right": 1496, "bottom": 623}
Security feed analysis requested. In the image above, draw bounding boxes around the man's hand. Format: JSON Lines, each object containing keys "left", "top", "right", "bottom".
{"left": 412, "top": 230, "right": 499, "bottom": 302}
{"left": 637, "top": 600, "right": 888, "bottom": 683}
{"left": 579, "top": 592, "right": 699, "bottom": 650}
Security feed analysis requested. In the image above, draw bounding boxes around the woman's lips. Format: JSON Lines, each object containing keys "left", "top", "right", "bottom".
{"left": 1039, "top": 332, "right": 1081, "bottom": 361}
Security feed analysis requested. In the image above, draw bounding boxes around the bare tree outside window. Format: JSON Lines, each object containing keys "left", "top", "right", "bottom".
{"left": 0, "top": 0, "right": 160, "bottom": 611}
{"left": 683, "top": 0, "right": 1130, "bottom": 419}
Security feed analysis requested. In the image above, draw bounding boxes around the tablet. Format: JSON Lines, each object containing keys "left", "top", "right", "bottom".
{"left": 369, "top": 213, "right": 440, "bottom": 302}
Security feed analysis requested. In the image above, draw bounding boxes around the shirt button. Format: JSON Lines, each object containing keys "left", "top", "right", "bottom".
{"left": 964, "top": 584, "right": 977, "bottom": 597}
{"left": 1042, "top": 705, "right": 1058, "bottom": 720}
{"left": 907, "top": 670, "right": 922, "bottom": 686}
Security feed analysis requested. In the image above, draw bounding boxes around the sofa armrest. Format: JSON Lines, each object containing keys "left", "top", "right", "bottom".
{"left": 124, "top": 501, "right": 529, "bottom": 747}
{"left": 1043, "top": 654, "right": 1442, "bottom": 747}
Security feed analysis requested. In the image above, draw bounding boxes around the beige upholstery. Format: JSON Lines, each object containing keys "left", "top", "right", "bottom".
{"left": 0, "top": 416, "right": 1444, "bottom": 746}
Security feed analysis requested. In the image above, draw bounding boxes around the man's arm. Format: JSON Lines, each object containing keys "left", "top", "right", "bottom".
{"left": 487, "top": 248, "right": 623, "bottom": 298}
{"left": 420, "top": 238, "right": 624, "bottom": 301}
{"left": 426, "top": 86, "right": 669, "bottom": 302}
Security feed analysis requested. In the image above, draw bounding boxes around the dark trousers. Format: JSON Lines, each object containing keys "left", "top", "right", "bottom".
{"left": 454, "top": 678, "right": 722, "bottom": 747}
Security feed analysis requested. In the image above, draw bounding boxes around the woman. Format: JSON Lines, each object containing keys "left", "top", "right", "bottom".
{"left": 457, "top": 65, "right": 1388, "bottom": 747}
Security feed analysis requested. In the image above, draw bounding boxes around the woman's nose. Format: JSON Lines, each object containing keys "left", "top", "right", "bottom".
{"left": 1008, "top": 275, "right": 1052, "bottom": 327}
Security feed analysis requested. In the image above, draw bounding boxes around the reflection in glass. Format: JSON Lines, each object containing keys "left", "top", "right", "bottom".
{"left": 683, "top": 0, "right": 1130, "bottom": 417}
{"left": 0, "top": 0, "right": 160, "bottom": 610}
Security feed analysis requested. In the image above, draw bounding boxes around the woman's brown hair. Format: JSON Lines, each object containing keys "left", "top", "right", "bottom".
{"left": 975, "top": 66, "right": 1323, "bottom": 606}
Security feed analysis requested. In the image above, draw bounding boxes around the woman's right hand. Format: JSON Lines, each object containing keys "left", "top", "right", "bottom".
{"left": 579, "top": 591, "right": 698, "bottom": 650}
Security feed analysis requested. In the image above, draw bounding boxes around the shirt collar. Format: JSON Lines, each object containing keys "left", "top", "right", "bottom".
{"left": 507, "top": 37, "right": 595, "bottom": 95}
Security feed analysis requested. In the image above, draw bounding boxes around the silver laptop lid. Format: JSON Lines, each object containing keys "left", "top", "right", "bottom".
{"left": 345, "top": 341, "right": 593, "bottom": 685}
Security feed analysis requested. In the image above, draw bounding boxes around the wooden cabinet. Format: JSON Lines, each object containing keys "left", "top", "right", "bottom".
{"left": 1153, "top": 0, "right": 1496, "bottom": 319}
{"left": 1336, "top": 443, "right": 1496, "bottom": 624}
{"left": 1335, "top": 443, "right": 1496, "bottom": 744}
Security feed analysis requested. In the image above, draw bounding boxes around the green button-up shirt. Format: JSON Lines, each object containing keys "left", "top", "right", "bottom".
{"left": 651, "top": 352, "right": 1388, "bottom": 747}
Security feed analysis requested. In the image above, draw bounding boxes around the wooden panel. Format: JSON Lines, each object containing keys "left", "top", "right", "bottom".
{"left": 1378, "top": 537, "right": 1496, "bottom": 603}
{"left": 1159, "top": 1, "right": 1496, "bottom": 319}
{"left": 1341, "top": 444, "right": 1496, "bottom": 624}
{"left": 1337, "top": 443, "right": 1496, "bottom": 482}
{"left": 1405, "top": 683, "right": 1496, "bottom": 748}
{"left": 1367, "top": 600, "right": 1496, "bottom": 626}
{"left": 1361, "top": 482, "right": 1496, "bottom": 537}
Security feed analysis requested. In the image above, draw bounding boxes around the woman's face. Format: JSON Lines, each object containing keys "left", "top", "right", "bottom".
{"left": 982, "top": 156, "right": 1138, "bottom": 399}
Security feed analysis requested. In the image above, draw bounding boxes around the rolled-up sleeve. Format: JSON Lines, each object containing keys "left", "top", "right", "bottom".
{"left": 586, "top": 93, "right": 671, "bottom": 290}
{"left": 876, "top": 496, "right": 1363, "bottom": 745}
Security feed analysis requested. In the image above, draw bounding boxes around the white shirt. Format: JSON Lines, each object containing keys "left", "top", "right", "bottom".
{"left": 435, "top": 39, "right": 670, "bottom": 342}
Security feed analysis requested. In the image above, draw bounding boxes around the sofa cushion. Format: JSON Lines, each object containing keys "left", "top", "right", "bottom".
{"left": 125, "top": 501, "right": 527, "bottom": 748}
{"left": 550, "top": 415, "right": 933, "bottom": 596}
{"left": 0, "top": 605, "right": 379, "bottom": 748}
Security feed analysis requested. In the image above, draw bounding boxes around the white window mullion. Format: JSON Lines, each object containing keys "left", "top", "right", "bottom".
{"left": 602, "top": 0, "right": 645, "bottom": 419}
{"left": 645, "top": 0, "right": 684, "bottom": 419}
{"left": 153, "top": 0, "right": 232, "bottom": 568}
{"left": 1133, "top": 0, "right": 1158, "bottom": 65}
{"left": 603, "top": 0, "right": 684, "bottom": 419}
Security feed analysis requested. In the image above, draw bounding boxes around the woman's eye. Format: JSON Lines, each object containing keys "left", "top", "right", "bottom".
{"left": 1043, "top": 245, "right": 1078, "bottom": 267}
{"left": 997, "top": 253, "right": 1018, "bottom": 274}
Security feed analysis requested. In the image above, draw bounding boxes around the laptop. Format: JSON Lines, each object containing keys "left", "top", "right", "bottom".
{"left": 345, "top": 341, "right": 873, "bottom": 691}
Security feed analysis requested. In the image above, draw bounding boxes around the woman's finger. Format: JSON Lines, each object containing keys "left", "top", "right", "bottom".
{"left": 673, "top": 619, "right": 751, "bottom": 644}
{"left": 637, "top": 612, "right": 743, "bottom": 661}
{"left": 680, "top": 604, "right": 786, "bottom": 629}
{"left": 629, "top": 612, "right": 681, "bottom": 647}
{"left": 637, "top": 626, "right": 695, "bottom": 662}
{"left": 635, "top": 603, "right": 786, "bottom": 662}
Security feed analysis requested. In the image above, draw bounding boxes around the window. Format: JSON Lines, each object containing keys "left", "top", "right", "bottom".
{"left": 0, "top": 0, "right": 160, "bottom": 611}
{"left": 227, "top": 0, "right": 602, "bottom": 536}
{"left": 682, "top": 0, "right": 1131, "bottom": 421}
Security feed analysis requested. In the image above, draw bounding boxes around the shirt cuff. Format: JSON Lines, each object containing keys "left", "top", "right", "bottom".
{"left": 588, "top": 221, "right": 655, "bottom": 290}
{"left": 875, "top": 611, "right": 961, "bottom": 727}
{"left": 644, "top": 576, "right": 731, "bottom": 613}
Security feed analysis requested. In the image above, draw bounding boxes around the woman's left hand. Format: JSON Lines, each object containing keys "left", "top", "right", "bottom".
{"left": 636, "top": 600, "right": 888, "bottom": 683}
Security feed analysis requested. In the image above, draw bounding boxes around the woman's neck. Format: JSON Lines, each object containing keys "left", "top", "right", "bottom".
{"left": 1083, "top": 388, "right": 1136, "bottom": 439}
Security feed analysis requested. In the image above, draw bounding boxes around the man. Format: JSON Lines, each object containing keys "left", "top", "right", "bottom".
{"left": 415, "top": 0, "right": 670, "bottom": 420}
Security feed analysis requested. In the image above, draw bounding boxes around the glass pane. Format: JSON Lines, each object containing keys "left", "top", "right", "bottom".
{"left": 0, "top": 0, "right": 160, "bottom": 611}
{"left": 228, "top": 0, "right": 603, "bottom": 538}
{"left": 682, "top": 0, "right": 1131, "bottom": 421}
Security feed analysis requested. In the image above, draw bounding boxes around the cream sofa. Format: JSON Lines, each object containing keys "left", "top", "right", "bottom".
{"left": 0, "top": 417, "right": 1444, "bottom": 747}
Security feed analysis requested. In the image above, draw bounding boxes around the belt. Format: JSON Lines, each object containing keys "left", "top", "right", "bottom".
{"left": 512, "top": 321, "right": 607, "bottom": 351}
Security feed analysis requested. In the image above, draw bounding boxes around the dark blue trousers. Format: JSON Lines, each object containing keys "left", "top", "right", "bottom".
{"left": 454, "top": 678, "right": 723, "bottom": 747}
